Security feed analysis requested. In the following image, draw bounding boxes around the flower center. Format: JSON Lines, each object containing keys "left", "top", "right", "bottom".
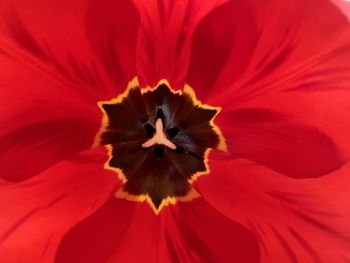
{"left": 142, "top": 118, "right": 177, "bottom": 151}
{"left": 94, "top": 78, "right": 226, "bottom": 213}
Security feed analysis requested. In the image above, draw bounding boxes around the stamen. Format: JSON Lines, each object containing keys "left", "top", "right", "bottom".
{"left": 142, "top": 118, "right": 177, "bottom": 150}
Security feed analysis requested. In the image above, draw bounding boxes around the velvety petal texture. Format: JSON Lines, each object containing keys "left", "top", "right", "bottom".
{"left": 0, "top": 0, "right": 140, "bottom": 182}
{"left": 189, "top": 0, "right": 350, "bottom": 99}
{"left": 1, "top": 0, "right": 349, "bottom": 262}
{"left": 216, "top": 108, "right": 346, "bottom": 178}
{"left": 133, "top": 0, "right": 230, "bottom": 88}
{"left": 195, "top": 151, "right": 350, "bottom": 262}
{"left": 56, "top": 198, "right": 260, "bottom": 263}
{"left": 331, "top": 0, "right": 350, "bottom": 20}
{"left": 188, "top": 0, "right": 350, "bottom": 178}
{"left": 0, "top": 148, "right": 120, "bottom": 263}
{"left": 85, "top": 0, "right": 140, "bottom": 91}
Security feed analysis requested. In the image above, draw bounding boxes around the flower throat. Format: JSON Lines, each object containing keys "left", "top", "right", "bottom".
{"left": 95, "top": 79, "right": 226, "bottom": 213}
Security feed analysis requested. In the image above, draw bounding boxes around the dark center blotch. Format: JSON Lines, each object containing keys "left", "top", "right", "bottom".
{"left": 100, "top": 83, "right": 221, "bottom": 209}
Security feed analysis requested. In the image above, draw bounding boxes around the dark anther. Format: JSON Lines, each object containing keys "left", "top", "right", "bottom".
{"left": 166, "top": 127, "right": 180, "bottom": 139}
{"left": 157, "top": 108, "right": 165, "bottom": 122}
{"left": 154, "top": 146, "right": 165, "bottom": 159}
{"left": 144, "top": 123, "right": 156, "bottom": 138}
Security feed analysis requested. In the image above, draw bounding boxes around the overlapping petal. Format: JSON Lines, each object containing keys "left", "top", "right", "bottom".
{"left": 1, "top": 0, "right": 349, "bottom": 262}
{"left": 188, "top": 0, "right": 350, "bottom": 100}
{"left": 0, "top": 147, "right": 120, "bottom": 263}
{"left": 133, "top": 0, "right": 230, "bottom": 88}
{"left": 56, "top": 198, "right": 259, "bottom": 263}
{"left": 187, "top": 0, "right": 259, "bottom": 99}
{"left": 216, "top": 108, "right": 346, "bottom": 178}
{"left": 0, "top": 0, "right": 140, "bottom": 181}
{"left": 85, "top": 0, "right": 140, "bottom": 91}
{"left": 195, "top": 151, "right": 350, "bottom": 262}
{"left": 187, "top": 0, "right": 350, "bottom": 178}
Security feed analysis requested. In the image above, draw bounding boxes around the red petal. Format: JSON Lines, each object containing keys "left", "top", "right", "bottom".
{"left": 163, "top": 199, "right": 260, "bottom": 263}
{"left": 0, "top": 0, "right": 140, "bottom": 181}
{"left": 331, "top": 0, "right": 350, "bottom": 19}
{"left": 56, "top": 198, "right": 139, "bottom": 263}
{"left": 195, "top": 151, "right": 350, "bottom": 262}
{"left": 0, "top": 62, "right": 100, "bottom": 182}
{"left": 216, "top": 108, "right": 346, "bottom": 178}
{"left": 134, "top": 0, "right": 229, "bottom": 88}
{"left": 0, "top": 0, "right": 103, "bottom": 136}
{"left": 57, "top": 197, "right": 260, "bottom": 262}
{"left": 188, "top": 0, "right": 350, "bottom": 101}
{"left": 86, "top": 0, "right": 140, "bottom": 90}
{"left": 0, "top": 117, "right": 100, "bottom": 182}
{"left": 0, "top": 147, "right": 120, "bottom": 263}
{"left": 0, "top": 0, "right": 139, "bottom": 94}
{"left": 186, "top": 0, "right": 350, "bottom": 177}
{"left": 187, "top": 0, "right": 259, "bottom": 99}
{"left": 0, "top": 1, "right": 101, "bottom": 182}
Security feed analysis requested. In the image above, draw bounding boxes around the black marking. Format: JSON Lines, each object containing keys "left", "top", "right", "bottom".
{"left": 100, "top": 82, "right": 220, "bottom": 209}
{"left": 155, "top": 146, "right": 165, "bottom": 159}
{"left": 144, "top": 123, "right": 156, "bottom": 138}
{"left": 166, "top": 127, "right": 180, "bottom": 139}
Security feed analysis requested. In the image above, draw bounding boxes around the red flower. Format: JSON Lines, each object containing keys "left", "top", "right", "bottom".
{"left": 1, "top": 0, "right": 350, "bottom": 262}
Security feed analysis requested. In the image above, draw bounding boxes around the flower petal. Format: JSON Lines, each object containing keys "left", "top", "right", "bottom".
{"left": 195, "top": 151, "right": 350, "bottom": 262}
{"left": 133, "top": 0, "right": 229, "bottom": 88}
{"left": 215, "top": 108, "right": 346, "bottom": 178}
{"left": 188, "top": 0, "right": 350, "bottom": 101}
{"left": 57, "top": 197, "right": 260, "bottom": 262}
{"left": 186, "top": 0, "right": 350, "bottom": 177}
{"left": 0, "top": 0, "right": 104, "bottom": 96}
{"left": 331, "top": 0, "right": 350, "bottom": 20}
{"left": 162, "top": 199, "right": 260, "bottom": 263}
{"left": 186, "top": 0, "right": 259, "bottom": 99}
{"left": 0, "top": 1, "right": 101, "bottom": 182}
{"left": 55, "top": 198, "right": 138, "bottom": 263}
{"left": 0, "top": 0, "right": 140, "bottom": 94}
{"left": 0, "top": 147, "right": 120, "bottom": 263}
{"left": 0, "top": 0, "right": 104, "bottom": 134}
{"left": 85, "top": 0, "right": 140, "bottom": 91}
{"left": 0, "top": 0, "right": 140, "bottom": 181}
{"left": 0, "top": 118, "right": 100, "bottom": 182}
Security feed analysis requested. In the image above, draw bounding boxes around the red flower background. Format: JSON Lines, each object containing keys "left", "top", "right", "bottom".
{"left": 0, "top": 0, "right": 350, "bottom": 262}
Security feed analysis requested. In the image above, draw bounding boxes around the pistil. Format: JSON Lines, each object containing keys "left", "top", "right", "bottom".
{"left": 141, "top": 118, "right": 177, "bottom": 150}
